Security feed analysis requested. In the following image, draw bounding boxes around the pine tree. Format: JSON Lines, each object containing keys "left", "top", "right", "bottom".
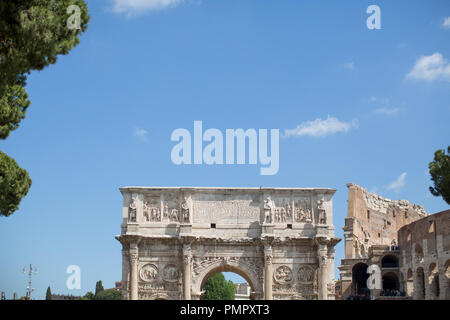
{"left": 45, "top": 286, "right": 52, "bottom": 300}
{"left": 429, "top": 146, "right": 450, "bottom": 205}
{"left": 95, "top": 280, "right": 104, "bottom": 297}
{"left": 0, "top": 0, "right": 89, "bottom": 217}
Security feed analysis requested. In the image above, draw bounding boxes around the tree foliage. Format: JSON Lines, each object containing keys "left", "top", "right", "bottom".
{"left": 0, "top": 151, "right": 31, "bottom": 216}
{"left": 45, "top": 286, "right": 52, "bottom": 300}
{"left": 77, "top": 291, "right": 94, "bottom": 300}
{"left": 0, "top": 0, "right": 90, "bottom": 85}
{"left": 203, "top": 273, "right": 236, "bottom": 300}
{"left": 0, "top": 82, "right": 30, "bottom": 140}
{"left": 0, "top": 0, "right": 89, "bottom": 217}
{"left": 429, "top": 146, "right": 450, "bottom": 205}
{"left": 95, "top": 290, "right": 122, "bottom": 300}
{"left": 95, "top": 280, "right": 104, "bottom": 297}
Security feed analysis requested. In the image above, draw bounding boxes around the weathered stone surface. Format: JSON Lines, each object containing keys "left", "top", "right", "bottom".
{"left": 398, "top": 209, "right": 450, "bottom": 300}
{"left": 337, "top": 184, "right": 450, "bottom": 301}
{"left": 116, "top": 187, "right": 341, "bottom": 300}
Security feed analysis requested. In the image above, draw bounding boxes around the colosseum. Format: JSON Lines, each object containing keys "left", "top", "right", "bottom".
{"left": 338, "top": 183, "right": 449, "bottom": 300}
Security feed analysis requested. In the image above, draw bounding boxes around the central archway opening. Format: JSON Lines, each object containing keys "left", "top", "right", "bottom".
{"left": 200, "top": 265, "right": 255, "bottom": 300}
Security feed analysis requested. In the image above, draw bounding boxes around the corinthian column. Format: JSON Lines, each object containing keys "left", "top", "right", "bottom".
{"left": 183, "top": 244, "right": 192, "bottom": 300}
{"left": 264, "top": 244, "right": 273, "bottom": 300}
{"left": 317, "top": 244, "right": 328, "bottom": 300}
{"left": 129, "top": 242, "right": 139, "bottom": 300}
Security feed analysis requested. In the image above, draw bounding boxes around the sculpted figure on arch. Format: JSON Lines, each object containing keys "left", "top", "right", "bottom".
{"left": 128, "top": 198, "right": 137, "bottom": 222}
{"left": 181, "top": 196, "right": 190, "bottom": 223}
{"left": 264, "top": 196, "right": 274, "bottom": 223}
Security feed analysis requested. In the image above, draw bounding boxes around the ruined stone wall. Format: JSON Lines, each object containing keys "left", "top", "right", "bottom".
{"left": 398, "top": 210, "right": 450, "bottom": 300}
{"left": 344, "top": 183, "right": 427, "bottom": 259}
{"left": 398, "top": 210, "right": 450, "bottom": 268}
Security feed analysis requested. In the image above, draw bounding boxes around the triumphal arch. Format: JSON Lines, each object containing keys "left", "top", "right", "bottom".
{"left": 116, "top": 187, "right": 340, "bottom": 300}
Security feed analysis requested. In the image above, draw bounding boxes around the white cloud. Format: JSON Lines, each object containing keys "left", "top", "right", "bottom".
{"left": 443, "top": 17, "right": 450, "bottom": 29}
{"left": 386, "top": 172, "right": 407, "bottom": 191}
{"left": 343, "top": 62, "right": 355, "bottom": 70}
{"left": 111, "top": 0, "right": 183, "bottom": 15}
{"left": 134, "top": 128, "right": 148, "bottom": 141}
{"left": 370, "top": 96, "right": 404, "bottom": 116}
{"left": 406, "top": 53, "right": 450, "bottom": 81}
{"left": 374, "top": 107, "right": 400, "bottom": 115}
{"left": 283, "top": 115, "right": 358, "bottom": 138}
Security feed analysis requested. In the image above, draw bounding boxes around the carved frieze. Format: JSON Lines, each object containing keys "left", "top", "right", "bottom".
{"left": 273, "top": 197, "right": 292, "bottom": 223}
{"left": 273, "top": 283, "right": 296, "bottom": 293}
{"left": 192, "top": 256, "right": 223, "bottom": 276}
{"left": 139, "top": 282, "right": 164, "bottom": 291}
{"left": 143, "top": 196, "right": 161, "bottom": 222}
{"left": 163, "top": 193, "right": 180, "bottom": 222}
{"left": 294, "top": 197, "right": 312, "bottom": 223}
{"left": 297, "top": 283, "right": 316, "bottom": 296}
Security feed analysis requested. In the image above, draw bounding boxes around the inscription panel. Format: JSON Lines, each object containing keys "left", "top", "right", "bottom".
{"left": 193, "top": 197, "right": 260, "bottom": 224}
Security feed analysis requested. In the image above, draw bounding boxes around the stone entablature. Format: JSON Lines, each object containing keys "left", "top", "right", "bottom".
{"left": 116, "top": 187, "right": 340, "bottom": 300}
{"left": 120, "top": 187, "right": 337, "bottom": 238}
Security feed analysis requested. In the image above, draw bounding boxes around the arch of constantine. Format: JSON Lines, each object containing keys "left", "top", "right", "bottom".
{"left": 116, "top": 187, "right": 340, "bottom": 300}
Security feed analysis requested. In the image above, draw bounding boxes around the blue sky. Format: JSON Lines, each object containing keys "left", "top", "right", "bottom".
{"left": 1, "top": 0, "right": 449, "bottom": 299}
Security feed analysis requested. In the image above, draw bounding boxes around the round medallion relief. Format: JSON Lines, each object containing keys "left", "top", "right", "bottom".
{"left": 140, "top": 264, "right": 158, "bottom": 282}
{"left": 297, "top": 265, "right": 314, "bottom": 283}
{"left": 162, "top": 264, "right": 180, "bottom": 282}
{"left": 274, "top": 266, "right": 293, "bottom": 284}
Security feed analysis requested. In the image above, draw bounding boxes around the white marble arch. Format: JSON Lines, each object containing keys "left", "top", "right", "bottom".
{"left": 116, "top": 186, "right": 340, "bottom": 300}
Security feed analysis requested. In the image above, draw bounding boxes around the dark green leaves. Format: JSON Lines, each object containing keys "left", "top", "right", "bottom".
{"left": 0, "top": 0, "right": 89, "bottom": 217}
{"left": 203, "top": 273, "right": 236, "bottom": 300}
{"left": 429, "top": 146, "right": 450, "bottom": 205}
{"left": 0, "top": 151, "right": 32, "bottom": 217}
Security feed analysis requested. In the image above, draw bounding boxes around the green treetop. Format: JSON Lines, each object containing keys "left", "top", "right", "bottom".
{"left": 429, "top": 146, "right": 450, "bottom": 205}
{"left": 203, "top": 273, "right": 236, "bottom": 300}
